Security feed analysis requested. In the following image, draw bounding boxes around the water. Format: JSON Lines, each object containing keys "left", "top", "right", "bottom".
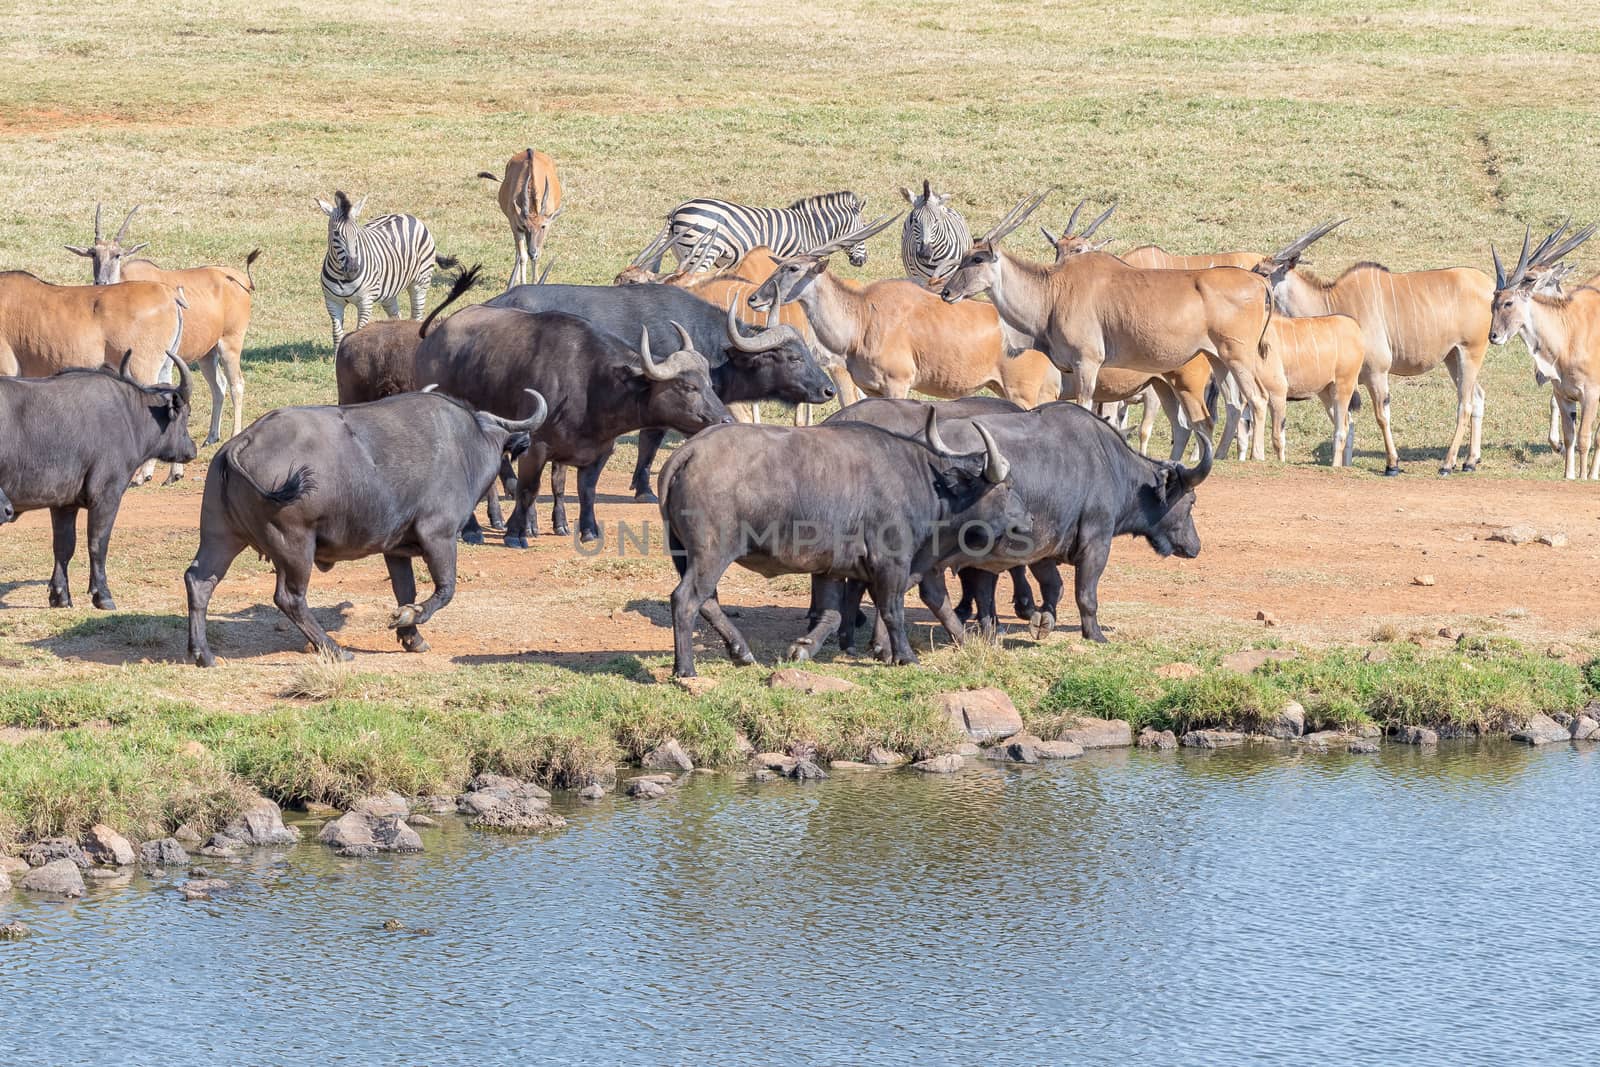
{"left": 3, "top": 742, "right": 1598, "bottom": 1066}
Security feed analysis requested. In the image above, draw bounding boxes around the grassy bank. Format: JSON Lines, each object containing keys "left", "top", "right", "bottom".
{"left": 2, "top": 636, "right": 1591, "bottom": 848}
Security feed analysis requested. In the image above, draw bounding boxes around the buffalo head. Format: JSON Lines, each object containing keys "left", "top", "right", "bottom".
{"left": 1140, "top": 435, "right": 1211, "bottom": 559}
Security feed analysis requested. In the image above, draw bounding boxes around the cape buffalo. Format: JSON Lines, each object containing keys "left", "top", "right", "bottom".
{"left": 659, "top": 408, "right": 1029, "bottom": 676}
{"left": 184, "top": 390, "right": 547, "bottom": 667}
{"left": 0, "top": 486, "right": 12, "bottom": 525}
{"left": 484, "top": 282, "right": 838, "bottom": 499}
{"left": 0, "top": 352, "right": 195, "bottom": 609}
{"left": 415, "top": 304, "right": 732, "bottom": 545}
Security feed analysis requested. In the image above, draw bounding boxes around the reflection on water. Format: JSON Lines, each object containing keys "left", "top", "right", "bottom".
{"left": 3, "top": 742, "right": 1598, "bottom": 1065}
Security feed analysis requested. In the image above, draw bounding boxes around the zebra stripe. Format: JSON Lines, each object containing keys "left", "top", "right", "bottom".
{"left": 664, "top": 191, "right": 868, "bottom": 270}
{"left": 320, "top": 197, "right": 441, "bottom": 345}
{"left": 900, "top": 188, "right": 971, "bottom": 282}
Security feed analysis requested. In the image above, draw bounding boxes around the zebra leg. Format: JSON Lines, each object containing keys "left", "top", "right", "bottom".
{"left": 325, "top": 295, "right": 347, "bottom": 349}
{"left": 411, "top": 268, "right": 434, "bottom": 320}
{"left": 354, "top": 296, "right": 375, "bottom": 332}
{"left": 382, "top": 296, "right": 401, "bottom": 319}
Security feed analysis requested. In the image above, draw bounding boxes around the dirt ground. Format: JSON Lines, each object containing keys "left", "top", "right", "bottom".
{"left": 2, "top": 456, "right": 1595, "bottom": 698}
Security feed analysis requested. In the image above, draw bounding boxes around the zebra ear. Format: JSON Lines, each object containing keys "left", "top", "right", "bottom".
{"left": 899, "top": 186, "right": 916, "bottom": 205}
{"left": 316, "top": 198, "right": 336, "bottom": 217}
{"left": 351, "top": 195, "right": 368, "bottom": 218}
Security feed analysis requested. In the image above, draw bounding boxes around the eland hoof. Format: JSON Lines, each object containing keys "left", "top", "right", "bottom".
{"left": 1383, "top": 466, "right": 1402, "bottom": 477}
{"left": 1462, "top": 462, "right": 1477, "bottom": 473}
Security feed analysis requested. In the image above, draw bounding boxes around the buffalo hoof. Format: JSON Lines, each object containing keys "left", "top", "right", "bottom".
{"left": 578, "top": 529, "right": 600, "bottom": 545}
{"left": 552, "top": 522, "right": 571, "bottom": 537}
{"left": 162, "top": 471, "right": 183, "bottom": 487}
{"left": 92, "top": 592, "right": 116, "bottom": 611}
{"left": 48, "top": 590, "right": 71, "bottom": 609}
{"left": 461, "top": 528, "right": 485, "bottom": 546}
{"left": 192, "top": 650, "right": 215, "bottom": 669}
{"left": 893, "top": 652, "right": 919, "bottom": 666}
{"left": 504, "top": 535, "right": 530, "bottom": 550}
{"left": 388, "top": 603, "right": 422, "bottom": 629}
{"left": 785, "top": 638, "right": 815, "bottom": 662}
{"left": 1029, "top": 611, "right": 1055, "bottom": 640}
{"left": 1013, "top": 600, "right": 1037, "bottom": 622}
{"left": 1083, "top": 628, "right": 1109, "bottom": 644}
{"left": 633, "top": 489, "right": 658, "bottom": 504}
{"left": 202, "top": 434, "right": 220, "bottom": 448}
{"left": 320, "top": 645, "right": 355, "bottom": 663}
{"left": 400, "top": 633, "right": 430, "bottom": 654}
{"left": 1383, "top": 466, "right": 1402, "bottom": 477}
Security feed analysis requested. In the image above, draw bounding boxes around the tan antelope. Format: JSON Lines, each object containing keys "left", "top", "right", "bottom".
{"left": 942, "top": 192, "right": 1276, "bottom": 460}
{"left": 748, "top": 215, "right": 1064, "bottom": 410}
{"left": 478, "top": 149, "right": 563, "bottom": 288}
{"left": 1250, "top": 219, "right": 1494, "bottom": 475}
{"left": 67, "top": 203, "right": 259, "bottom": 447}
{"left": 1489, "top": 225, "right": 1600, "bottom": 478}
{"left": 1069, "top": 357, "right": 1218, "bottom": 461}
{"left": 1255, "top": 313, "right": 1366, "bottom": 464}
{"left": 1509, "top": 223, "right": 1599, "bottom": 453}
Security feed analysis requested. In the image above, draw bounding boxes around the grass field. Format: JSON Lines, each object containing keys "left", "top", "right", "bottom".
{"left": 4, "top": 1, "right": 1600, "bottom": 844}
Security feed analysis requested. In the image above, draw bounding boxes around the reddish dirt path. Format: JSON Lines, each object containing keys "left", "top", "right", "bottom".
{"left": 2, "top": 462, "right": 1595, "bottom": 683}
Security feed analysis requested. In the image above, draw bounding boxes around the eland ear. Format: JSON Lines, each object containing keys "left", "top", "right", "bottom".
{"left": 65, "top": 244, "right": 92, "bottom": 257}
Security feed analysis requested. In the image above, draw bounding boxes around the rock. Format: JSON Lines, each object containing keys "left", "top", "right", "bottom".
{"left": 1181, "top": 729, "right": 1246, "bottom": 749}
{"left": 0, "top": 868, "right": 8, "bottom": 892}
{"left": 1438, "top": 627, "right": 1458, "bottom": 640}
{"left": 828, "top": 760, "right": 873, "bottom": 770}
{"left": 178, "top": 886, "right": 211, "bottom": 901}
{"left": 84, "top": 868, "right": 123, "bottom": 881}
{"left": 1412, "top": 574, "right": 1435, "bottom": 587}
{"left": 1347, "top": 740, "right": 1380, "bottom": 754}
{"left": 413, "top": 795, "right": 458, "bottom": 814}
{"left": 173, "top": 823, "right": 204, "bottom": 846}
{"left": 955, "top": 741, "right": 982, "bottom": 756}
{"left": 182, "top": 878, "right": 230, "bottom": 894}
{"left": 1489, "top": 524, "right": 1537, "bottom": 546}
{"left": 1391, "top": 725, "right": 1439, "bottom": 746}
{"left": 983, "top": 740, "right": 1039, "bottom": 764}
{"left": 910, "top": 754, "right": 965, "bottom": 774}
{"left": 673, "top": 675, "right": 718, "bottom": 697}
{"left": 1034, "top": 739, "right": 1085, "bottom": 759}
{"left": 1571, "top": 715, "right": 1600, "bottom": 742}
{"left": 350, "top": 791, "right": 410, "bottom": 818}
{"left": 19, "top": 859, "right": 85, "bottom": 897}
{"left": 457, "top": 779, "right": 565, "bottom": 831}
{"left": 641, "top": 739, "right": 694, "bottom": 773}
{"left": 407, "top": 814, "right": 438, "bottom": 828}
{"left": 939, "top": 687, "right": 1024, "bottom": 742}
{"left": 1155, "top": 662, "right": 1202, "bottom": 680}
{"left": 767, "top": 668, "right": 859, "bottom": 694}
{"left": 1538, "top": 531, "right": 1569, "bottom": 548}
{"left": 197, "top": 837, "right": 241, "bottom": 858}
{"left": 749, "top": 769, "right": 777, "bottom": 783}
{"left": 1355, "top": 723, "right": 1383, "bottom": 738}
{"left": 1364, "top": 647, "right": 1390, "bottom": 664}
{"left": 732, "top": 733, "right": 756, "bottom": 758}
{"left": 863, "top": 746, "right": 907, "bottom": 766}
{"left": 371, "top": 816, "right": 423, "bottom": 852}
{"left": 1137, "top": 727, "right": 1178, "bottom": 751}
{"left": 577, "top": 784, "right": 606, "bottom": 800}
{"left": 1220, "top": 649, "right": 1297, "bottom": 674}
{"left": 382, "top": 918, "right": 404, "bottom": 932}
{"left": 629, "top": 773, "right": 675, "bottom": 785}
{"left": 318, "top": 812, "right": 375, "bottom": 851}
{"left": 138, "top": 838, "right": 190, "bottom": 868}
{"left": 21, "top": 838, "right": 90, "bottom": 869}
{"left": 1265, "top": 701, "right": 1306, "bottom": 740}
{"left": 1547, "top": 643, "right": 1576, "bottom": 660}
{"left": 756, "top": 752, "right": 798, "bottom": 773}
{"left": 0, "top": 856, "right": 27, "bottom": 878}
{"left": 1299, "top": 730, "right": 1352, "bottom": 749}
{"left": 628, "top": 779, "right": 667, "bottom": 799}
{"left": 220, "top": 797, "right": 300, "bottom": 846}
{"left": 465, "top": 773, "right": 550, "bottom": 799}
{"left": 1256, "top": 610, "right": 1279, "bottom": 627}
{"left": 785, "top": 759, "right": 828, "bottom": 781}
{"left": 1512, "top": 713, "right": 1571, "bottom": 746}
{"left": 80, "top": 824, "right": 136, "bottom": 867}
{"left": 1058, "top": 716, "right": 1134, "bottom": 749}
{"left": 0, "top": 921, "right": 29, "bottom": 940}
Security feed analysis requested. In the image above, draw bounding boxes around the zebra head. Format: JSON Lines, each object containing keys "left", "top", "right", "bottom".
{"left": 899, "top": 179, "right": 971, "bottom": 283}
{"left": 841, "top": 192, "right": 870, "bottom": 266}
{"left": 316, "top": 190, "right": 369, "bottom": 277}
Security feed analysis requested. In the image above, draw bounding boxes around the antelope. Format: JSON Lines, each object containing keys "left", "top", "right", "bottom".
{"left": 1510, "top": 224, "right": 1599, "bottom": 453}
{"left": 478, "top": 149, "right": 563, "bottom": 288}
{"left": 1250, "top": 219, "right": 1495, "bottom": 476}
{"left": 748, "top": 215, "right": 1064, "bottom": 410}
{"left": 1489, "top": 225, "right": 1600, "bottom": 479}
{"left": 67, "top": 203, "right": 259, "bottom": 446}
{"left": 942, "top": 192, "right": 1276, "bottom": 460}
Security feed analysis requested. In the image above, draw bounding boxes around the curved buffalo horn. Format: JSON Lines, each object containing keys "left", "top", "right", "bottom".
{"left": 1271, "top": 218, "right": 1348, "bottom": 265}
{"left": 1177, "top": 432, "right": 1214, "bottom": 491}
{"left": 421, "top": 383, "right": 439, "bottom": 392}
{"left": 167, "top": 351, "right": 193, "bottom": 405}
{"left": 924, "top": 406, "right": 956, "bottom": 457}
{"left": 116, "top": 205, "right": 140, "bottom": 244}
{"left": 1081, "top": 202, "right": 1116, "bottom": 237}
{"left": 479, "top": 389, "right": 548, "bottom": 434}
{"left": 726, "top": 296, "right": 802, "bottom": 352}
{"left": 981, "top": 189, "right": 1052, "bottom": 246}
{"left": 671, "top": 320, "right": 696, "bottom": 353}
{"left": 638, "top": 326, "right": 669, "bottom": 380}
{"left": 93, "top": 202, "right": 103, "bottom": 242}
{"left": 1064, "top": 198, "right": 1086, "bottom": 237}
{"left": 976, "top": 423, "right": 1010, "bottom": 484}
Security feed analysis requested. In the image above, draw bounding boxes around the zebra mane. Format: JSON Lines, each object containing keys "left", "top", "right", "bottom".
{"left": 332, "top": 190, "right": 354, "bottom": 221}
{"left": 787, "top": 190, "right": 860, "bottom": 213}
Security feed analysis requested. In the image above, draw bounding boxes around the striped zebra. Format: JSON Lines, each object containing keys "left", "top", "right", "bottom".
{"left": 662, "top": 191, "right": 870, "bottom": 272}
{"left": 899, "top": 179, "right": 971, "bottom": 284}
{"left": 317, "top": 191, "right": 455, "bottom": 347}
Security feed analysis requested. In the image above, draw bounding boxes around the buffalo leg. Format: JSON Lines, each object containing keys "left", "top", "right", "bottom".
{"left": 669, "top": 555, "right": 728, "bottom": 677}
{"left": 272, "top": 542, "right": 347, "bottom": 660}
{"left": 384, "top": 554, "right": 429, "bottom": 653}
{"left": 184, "top": 532, "right": 245, "bottom": 668}
{"left": 1029, "top": 562, "right": 1063, "bottom": 637}
{"left": 699, "top": 593, "right": 756, "bottom": 667}
{"left": 963, "top": 568, "right": 1002, "bottom": 643}
{"left": 839, "top": 579, "right": 871, "bottom": 653}
{"left": 917, "top": 571, "right": 965, "bottom": 647}
{"left": 84, "top": 494, "right": 124, "bottom": 610}
{"left": 575, "top": 449, "right": 612, "bottom": 544}
{"left": 548, "top": 463, "right": 570, "bottom": 538}
{"left": 631, "top": 428, "right": 668, "bottom": 502}
{"left": 483, "top": 485, "right": 506, "bottom": 531}
{"left": 47, "top": 505, "right": 78, "bottom": 608}
{"left": 506, "top": 448, "right": 548, "bottom": 548}
{"left": 788, "top": 577, "right": 844, "bottom": 661}
{"left": 1070, "top": 542, "right": 1110, "bottom": 643}
{"left": 1008, "top": 564, "right": 1037, "bottom": 620}
{"left": 461, "top": 511, "right": 486, "bottom": 545}
{"left": 869, "top": 571, "right": 916, "bottom": 665}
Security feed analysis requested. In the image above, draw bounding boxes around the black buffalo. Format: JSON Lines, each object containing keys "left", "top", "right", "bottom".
{"left": 184, "top": 390, "right": 548, "bottom": 667}
{"left": 658, "top": 408, "right": 1029, "bottom": 676}
{"left": 0, "top": 354, "right": 195, "bottom": 609}
{"left": 0, "top": 486, "right": 13, "bottom": 525}
{"left": 416, "top": 304, "right": 732, "bottom": 546}
{"left": 485, "top": 282, "right": 837, "bottom": 499}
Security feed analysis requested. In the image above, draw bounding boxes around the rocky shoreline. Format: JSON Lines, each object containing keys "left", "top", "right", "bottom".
{"left": 4, "top": 666, "right": 1598, "bottom": 918}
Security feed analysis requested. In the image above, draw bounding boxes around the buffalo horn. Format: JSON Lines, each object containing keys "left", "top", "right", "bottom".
{"left": 976, "top": 424, "right": 1010, "bottom": 484}
{"left": 639, "top": 327, "right": 670, "bottom": 380}
{"left": 1177, "top": 433, "right": 1214, "bottom": 491}
{"left": 166, "top": 351, "right": 192, "bottom": 406}
{"left": 726, "top": 296, "right": 802, "bottom": 352}
{"left": 479, "top": 389, "right": 548, "bottom": 433}
{"left": 924, "top": 406, "right": 956, "bottom": 457}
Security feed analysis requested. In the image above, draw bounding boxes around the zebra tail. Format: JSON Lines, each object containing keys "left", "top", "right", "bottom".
{"left": 435, "top": 253, "right": 461, "bottom": 270}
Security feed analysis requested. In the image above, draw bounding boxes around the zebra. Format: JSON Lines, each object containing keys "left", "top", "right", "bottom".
{"left": 899, "top": 179, "right": 971, "bottom": 284}
{"left": 662, "top": 191, "right": 870, "bottom": 272}
{"left": 316, "top": 191, "right": 455, "bottom": 347}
